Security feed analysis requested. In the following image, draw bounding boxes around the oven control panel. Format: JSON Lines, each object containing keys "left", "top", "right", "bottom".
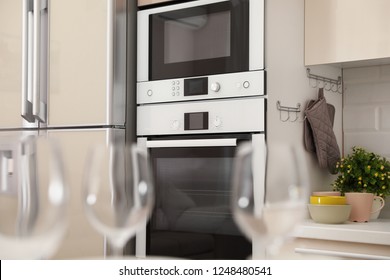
{"left": 137, "top": 97, "right": 265, "bottom": 136}
{"left": 137, "top": 70, "right": 265, "bottom": 104}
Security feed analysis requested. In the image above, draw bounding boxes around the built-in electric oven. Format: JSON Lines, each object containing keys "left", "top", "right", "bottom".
{"left": 135, "top": 0, "right": 266, "bottom": 259}
{"left": 137, "top": 0, "right": 264, "bottom": 82}
{"left": 136, "top": 97, "right": 266, "bottom": 259}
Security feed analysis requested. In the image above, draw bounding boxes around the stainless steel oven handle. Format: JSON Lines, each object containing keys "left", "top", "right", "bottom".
{"left": 146, "top": 138, "right": 237, "bottom": 148}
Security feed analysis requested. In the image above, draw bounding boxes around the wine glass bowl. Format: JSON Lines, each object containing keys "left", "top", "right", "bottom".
{"left": 82, "top": 143, "right": 154, "bottom": 257}
{"left": 232, "top": 142, "right": 308, "bottom": 259}
{"left": 0, "top": 135, "right": 68, "bottom": 259}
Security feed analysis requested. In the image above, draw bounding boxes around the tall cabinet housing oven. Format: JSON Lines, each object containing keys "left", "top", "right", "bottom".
{"left": 0, "top": 0, "right": 134, "bottom": 259}
{"left": 136, "top": 0, "right": 266, "bottom": 259}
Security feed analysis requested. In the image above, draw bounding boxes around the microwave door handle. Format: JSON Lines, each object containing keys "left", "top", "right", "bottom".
{"left": 21, "top": 0, "right": 35, "bottom": 123}
{"left": 32, "top": 0, "right": 48, "bottom": 123}
{"left": 146, "top": 138, "right": 237, "bottom": 148}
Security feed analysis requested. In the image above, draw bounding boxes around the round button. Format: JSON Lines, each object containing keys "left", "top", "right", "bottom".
{"left": 210, "top": 82, "right": 221, "bottom": 92}
{"left": 147, "top": 89, "right": 153, "bottom": 96}
{"left": 172, "top": 120, "right": 180, "bottom": 130}
{"left": 243, "top": 81, "right": 250, "bottom": 89}
{"left": 213, "top": 116, "right": 222, "bottom": 127}
{"left": 172, "top": 92, "right": 175, "bottom": 96}
{"left": 172, "top": 81, "right": 175, "bottom": 85}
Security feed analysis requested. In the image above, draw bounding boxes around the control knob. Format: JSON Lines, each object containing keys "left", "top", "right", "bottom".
{"left": 213, "top": 116, "right": 222, "bottom": 127}
{"left": 210, "top": 82, "right": 221, "bottom": 92}
{"left": 171, "top": 120, "right": 180, "bottom": 130}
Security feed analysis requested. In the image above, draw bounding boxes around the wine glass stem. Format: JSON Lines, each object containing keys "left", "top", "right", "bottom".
{"left": 252, "top": 238, "right": 266, "bottom": 259}
{"left": 107, "top": 241, "right": 123, "bottom": 258}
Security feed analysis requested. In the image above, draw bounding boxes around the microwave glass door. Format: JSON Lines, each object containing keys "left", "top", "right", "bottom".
{"left": 150, "top": 0, "right": 249, "bottom": 80}
{"left": 147, "top": 135, "right": 252, "bottom": 259}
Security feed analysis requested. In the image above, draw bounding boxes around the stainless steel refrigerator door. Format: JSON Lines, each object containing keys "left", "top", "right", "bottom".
{"left": 46, "top": 0, "right": 127, "bottom": 128}
{"left": 0, "top": 0, "right": 38, "bottom": 129}
{"left": 47, "top": 128, "right": 125, "bottom": 259}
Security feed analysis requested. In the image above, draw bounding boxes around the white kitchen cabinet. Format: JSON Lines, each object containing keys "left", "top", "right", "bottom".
{"left": 288, "top": 219, "right": 390, "bottom": 259}
{"left": 293, "top": 238, "right": 390, "bottom": 259}
{"left": 305, "top": 0, "right": 390, "bottom": 67}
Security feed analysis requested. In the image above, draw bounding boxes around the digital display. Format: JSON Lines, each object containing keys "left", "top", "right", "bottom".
{"left": 184, "top": 77, "right": 208, "bottom": 96}
{"left": 184, "top": 112, "right": 209, "bottom": 130}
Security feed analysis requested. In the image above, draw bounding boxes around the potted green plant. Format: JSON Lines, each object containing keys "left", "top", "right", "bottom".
{"left": 332, "top": 146, "right": 389, "bottom": 221}
{"left": 332, "top": 146, "right": 390, "bottom": 198}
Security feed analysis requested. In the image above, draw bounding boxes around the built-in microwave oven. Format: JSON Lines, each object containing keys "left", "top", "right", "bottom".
{"left": 137, "top": 0, "right": 264, "bottom": 82}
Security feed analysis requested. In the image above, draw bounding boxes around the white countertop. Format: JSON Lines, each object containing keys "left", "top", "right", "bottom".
{"left": 294, "top": 219, "right": 390, "bottom": 246}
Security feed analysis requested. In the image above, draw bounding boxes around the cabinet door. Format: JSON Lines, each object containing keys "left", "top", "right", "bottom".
{"left": 305, "top": 0, "right": 390, "bottom": 66}
{"left": 48, "top": 0, "right": 106, "bottom": 127}
{"left": 47, "top": 0, "right": 126, "bottom": 127}
{"left": 0, "top": 0, "right": 23, "bottom": 128}
{"left": 48, "top": 128, "right": 125, "bottom": 259}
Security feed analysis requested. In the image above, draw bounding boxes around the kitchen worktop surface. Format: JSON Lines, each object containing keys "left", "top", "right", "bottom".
{"left": 294, "top": 219, "right": 390, "bottom": 246}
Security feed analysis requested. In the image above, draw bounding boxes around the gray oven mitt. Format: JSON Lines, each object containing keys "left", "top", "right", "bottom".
{"left": 304, "top": 88, "right": 340, "bottom": 174}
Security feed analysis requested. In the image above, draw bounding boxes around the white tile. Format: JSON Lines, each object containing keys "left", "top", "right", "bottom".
{"left": 343, "top": 66, "right": 381, "bottom": 84}
{"left": 343, "top": 65, "right": 390, "bottom": 84}
{"left": 344, "top": 132, "right": 390, "bottom": 159}
{"left": 344, "top": 83, "right": 376, "bottom": 104}
{"left": 343, "top": 105, "right": 378, "bottom": 131}
{"left": 379, "top": 106, "right": 390, "bottom": 130}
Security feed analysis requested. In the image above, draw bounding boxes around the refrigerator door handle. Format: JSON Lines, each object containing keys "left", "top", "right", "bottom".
{"left": 32, "top": 0, "right": 48, "bottom": 123}
{"left": 21, "top": 0, "right": 35, "bottom": 123}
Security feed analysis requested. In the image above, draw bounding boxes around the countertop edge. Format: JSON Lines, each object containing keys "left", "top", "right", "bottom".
{"left": 293, "top": 218, "right": 390, "bottom": 246}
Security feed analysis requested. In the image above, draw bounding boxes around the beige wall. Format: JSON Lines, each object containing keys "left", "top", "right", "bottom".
{"left": 265, "top": 0, "right": 343, "bottom": 192}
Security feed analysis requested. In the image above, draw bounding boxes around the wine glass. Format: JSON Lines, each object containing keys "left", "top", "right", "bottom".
{"left": 232, "top": 142, "right": 309, "bottom": 259}
{"left": 82, "top": 143, "right": 154, "bottom": 257}
{"left": 0, "top": 135, "right": 68, "bottom": 259}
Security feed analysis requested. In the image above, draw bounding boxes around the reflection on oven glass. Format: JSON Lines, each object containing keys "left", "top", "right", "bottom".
{"left": 164, "top": 11, "right": 231, "bottom": 64}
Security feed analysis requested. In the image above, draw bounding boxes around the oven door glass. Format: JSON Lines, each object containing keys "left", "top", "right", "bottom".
{"left": 150, "top": 0, "right": 249, "bottom": 80}
{"left": 147, "top": 136, "right": 252, "bottom": 259}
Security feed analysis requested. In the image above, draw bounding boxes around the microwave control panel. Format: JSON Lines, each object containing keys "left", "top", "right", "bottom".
{"left": 137, "top": 70, "right": 265, "bottom": 104}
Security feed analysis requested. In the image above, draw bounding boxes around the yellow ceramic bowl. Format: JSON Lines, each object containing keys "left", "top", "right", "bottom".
{"left": 312, "top": 191, "right": 341, "bottom": 196}
{"left": 310, "top": 195, "right": 347, "bottom": 205}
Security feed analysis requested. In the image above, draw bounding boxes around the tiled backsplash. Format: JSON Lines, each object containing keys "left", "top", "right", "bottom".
{"left": 343, "top": 65, "right": 390, "bottom": 159}
{"left": 343, "top": 65, "right": 390, "bottom": 218}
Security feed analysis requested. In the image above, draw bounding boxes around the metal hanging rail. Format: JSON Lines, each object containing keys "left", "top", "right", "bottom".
{"left": 306, "top": 68, "right": 342, "bottom": 94}
{"left": 276, "top": 101, "right": 301, "bottom": 122}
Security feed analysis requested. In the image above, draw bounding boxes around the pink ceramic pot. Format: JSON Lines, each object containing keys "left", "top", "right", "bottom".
{"left": 345, "top": 193, "right": 385, "bottom": 222}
